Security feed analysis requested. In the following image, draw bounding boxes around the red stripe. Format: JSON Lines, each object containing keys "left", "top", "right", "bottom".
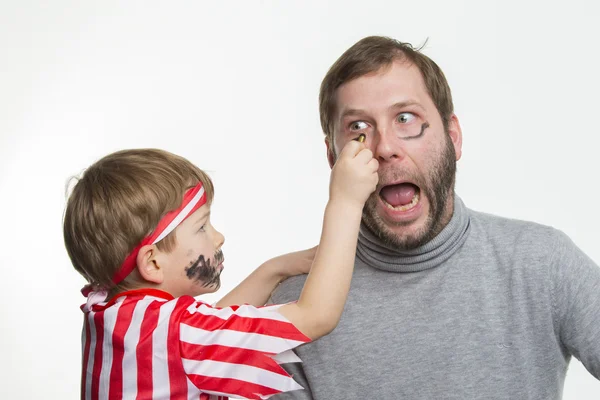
{"left": 168, "top": 300, "right": 188, "bottom": 398}
{"left": 188, "top": 375, "right": 279, "bottom": 400}
{"left": 136, "top": 302, "right": 160, "bottom": 399}
{"left": 180, "top": 343, "right": 291, "bottom": 376}
{"left": 81, "top": 315, "right": 91, "bottom": 400}
{"left": 184, "top": 307, "right": 311, "bottom": 343}
{"left": 108, "top": 299, "right": 136, "bottom": 399}
{"left": 90, "top": 312, "right": 105, "bottom": 400}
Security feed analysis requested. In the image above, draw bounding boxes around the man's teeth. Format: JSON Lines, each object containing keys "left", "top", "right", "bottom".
{"left": 385, "top": 192, "right": 420, "bottom": 211}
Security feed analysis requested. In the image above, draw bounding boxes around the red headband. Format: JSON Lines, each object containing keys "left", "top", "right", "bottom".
{"left": 111, "top": 182, "right": 207, "bottom": 285}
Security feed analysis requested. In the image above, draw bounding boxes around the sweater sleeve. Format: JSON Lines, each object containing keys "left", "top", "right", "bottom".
{"left": 178, "top": 299, "right": 311, "bottom": 399}
{"left": 549, "top": 229, "right": 600, "bottom": 379}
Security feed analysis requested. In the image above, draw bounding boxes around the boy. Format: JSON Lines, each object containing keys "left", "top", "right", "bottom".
{"left": 63, "top": 141, "right": 377, "bottom": 399}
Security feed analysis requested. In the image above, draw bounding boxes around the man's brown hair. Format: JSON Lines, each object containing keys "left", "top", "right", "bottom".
{"left": 319, "top": 36, "right": 454, "bottom": 143}
{"left": 63, "top": 149, "right": 214, "bottom": 292}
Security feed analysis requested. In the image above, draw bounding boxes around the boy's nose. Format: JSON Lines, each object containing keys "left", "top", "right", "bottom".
{"left": 215, "top": 230, "right": 225, "bottom": 248}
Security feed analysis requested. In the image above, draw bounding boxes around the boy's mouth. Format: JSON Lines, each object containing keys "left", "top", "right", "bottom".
{"left": 214, "top": 249, "right": 225, "bottom": 267}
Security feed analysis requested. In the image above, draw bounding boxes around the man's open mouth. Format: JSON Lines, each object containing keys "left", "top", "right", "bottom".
{"left": 379, "top": 182, "right": 421, "bottom": 211}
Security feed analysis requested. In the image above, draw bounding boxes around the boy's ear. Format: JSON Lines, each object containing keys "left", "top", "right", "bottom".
{"left": 136, "top": 244, "right": 164, "bottom": 284}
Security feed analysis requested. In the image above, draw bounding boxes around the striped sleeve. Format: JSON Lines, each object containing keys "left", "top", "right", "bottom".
{"left": 178, "top": 299, "right": 311, "bottom": 400}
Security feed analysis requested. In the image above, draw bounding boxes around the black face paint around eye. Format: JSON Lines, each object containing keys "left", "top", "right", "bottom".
{"left": 185, "top": 249, "right": 224, "bottom": 288}
{"left": 402, "top": 122, "right": 429, "bottom": 140}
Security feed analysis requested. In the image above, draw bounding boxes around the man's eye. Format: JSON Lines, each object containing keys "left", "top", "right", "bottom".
{"left": 350, "top": 121, "right": 368, "bottom": 131}
{"left": 397, "top": 112, "right": 416, "bottom": 124}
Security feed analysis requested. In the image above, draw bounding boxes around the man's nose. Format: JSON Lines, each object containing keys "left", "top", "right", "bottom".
{"left": 373, "top": 125, "right": 406, "bottom": 162}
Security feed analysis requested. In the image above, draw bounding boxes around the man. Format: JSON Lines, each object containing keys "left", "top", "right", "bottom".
{"left": 270, "top": 36, "right": 600, "bottom": 399}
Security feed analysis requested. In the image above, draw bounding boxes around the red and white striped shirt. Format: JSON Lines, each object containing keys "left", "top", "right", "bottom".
{"left": 80, "top": 289, "right": 311, "bottom": 400}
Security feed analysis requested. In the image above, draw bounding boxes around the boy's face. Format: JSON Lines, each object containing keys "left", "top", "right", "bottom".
{"left": 156, "top": 204, "right": 225, "bottom": 298}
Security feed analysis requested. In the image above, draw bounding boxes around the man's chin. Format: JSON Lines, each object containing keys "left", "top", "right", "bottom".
{"left": 363, "top": 205, "right": 433, "bottom": 250}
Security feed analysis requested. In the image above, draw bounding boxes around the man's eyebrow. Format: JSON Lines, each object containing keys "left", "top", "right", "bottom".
{"left": 389, "top": 100, "right": 425, "bottom": 111}
{"left": 339, "top": 100, "right": 425, "bottom": 121}
{"left": 339, "top": 108, "right": 369, "bottom": 120}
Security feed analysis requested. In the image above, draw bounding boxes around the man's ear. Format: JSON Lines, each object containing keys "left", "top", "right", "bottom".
{"left": 447, "top": 114, "right": 463, "bottom": 161}
{"left": 325, "top": 137, "right": 336, "bottom": 169}
{"left": 136, "top": 244, "right": 164, "bottom": 284}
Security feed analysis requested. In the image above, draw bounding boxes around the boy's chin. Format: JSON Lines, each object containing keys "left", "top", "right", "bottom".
{"left": 192, "top": 281, "right": 221, "bottom": 296}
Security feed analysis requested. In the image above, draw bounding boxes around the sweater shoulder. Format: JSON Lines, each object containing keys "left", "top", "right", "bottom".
{"left": 468, "top": 208, "right": 563, "bottom": 246}
{"left": 464, "top": 208, "right": 573, "bottom": 274}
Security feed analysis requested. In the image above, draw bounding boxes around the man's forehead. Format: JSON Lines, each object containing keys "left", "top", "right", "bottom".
{"left": 334, "top": 61, "right": 427, "bottom": 116}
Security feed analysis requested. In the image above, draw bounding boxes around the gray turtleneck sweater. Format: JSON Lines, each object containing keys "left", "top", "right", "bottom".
{"left": 270, "top": 197, "right": 600, "bottom": 399}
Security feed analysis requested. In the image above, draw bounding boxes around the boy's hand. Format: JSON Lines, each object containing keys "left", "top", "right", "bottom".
{"left": 330, "top": 140, "right": 379, "bottom": 208}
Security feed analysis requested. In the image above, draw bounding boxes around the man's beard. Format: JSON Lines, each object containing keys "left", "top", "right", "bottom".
{"left": 362, "top": 134, "right": 457, "bottom": 250}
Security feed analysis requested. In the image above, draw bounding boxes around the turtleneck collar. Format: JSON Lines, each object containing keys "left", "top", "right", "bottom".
{"left": 356, "top": 196, "right": 471, "bottom": 272}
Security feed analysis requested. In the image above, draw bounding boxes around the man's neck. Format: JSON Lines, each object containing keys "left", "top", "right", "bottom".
{"left": 356, "top": 195, "right": 471, "bottom": 273}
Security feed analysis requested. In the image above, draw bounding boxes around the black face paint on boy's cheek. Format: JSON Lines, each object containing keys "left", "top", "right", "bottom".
{"left": 185, "top": 254, "right": 221, "bottom": 288}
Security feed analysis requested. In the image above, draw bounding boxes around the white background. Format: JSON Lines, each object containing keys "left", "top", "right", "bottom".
{"left": 1, "top": 1, "right": 598, "bottom": 398}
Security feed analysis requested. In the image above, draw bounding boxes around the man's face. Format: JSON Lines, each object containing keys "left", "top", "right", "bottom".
{"left": 327, "top": 60, "right": 462, "bottom": 249}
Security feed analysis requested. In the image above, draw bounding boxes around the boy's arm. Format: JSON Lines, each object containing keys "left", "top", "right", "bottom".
{"left": 278, "top": 140, "right": 378, "bottom": 340}
{"left": 215, "top": 247, "right": 317, "bottom": 308}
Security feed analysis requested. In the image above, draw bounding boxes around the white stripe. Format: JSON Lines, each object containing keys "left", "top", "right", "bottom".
{"left": 180, "top": 324, "right": 305, "bottom": 354}
{"left": 84, "top": 312, "right": 97, "bottom": 400}
{"left": 153, "top": 186, "right": 205, "bottom": 244}
{"left": 98, "top": 299, "right": 122, "bottom": 400}
{"left": 200, "top": 389, "right": 240, "bottom": 399}
{"left": 207, "top": 394, "right": 230, "bottom": 400}
{"left": 186, "top": 377, "right": 198, "bottom": 400}
{"left": 152, "top": 299, "right": 177, "bottom": 399}
{"left": 81, "top": 320, "right": 87, "bottom": 379}
{"left": 182, "top": 358, "right": 303, "bottom": 393}
{"left": 122, "top": 297, "right": 159, "bottom": 399}
{"left": 185, "top": 377, "right": 233, "bottom": 400}
{"left": 272, "top": 350, "right": 302, "bottom": 364}
{"left": 186, "top": 303, "right": 290, "bottom": 323}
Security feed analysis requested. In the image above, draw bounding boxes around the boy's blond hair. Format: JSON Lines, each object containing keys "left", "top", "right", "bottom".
{"left": 63, "top": 149, "right": 214, "bottom": 292}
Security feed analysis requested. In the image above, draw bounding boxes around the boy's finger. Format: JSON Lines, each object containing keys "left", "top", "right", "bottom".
{"left": 355, "top": 148, "right": 374, "bottom": 164}
{"left": 367, "top": 158, "right": 379, "bottom": 172}
{"left": 339, "top": 139, "right": 364, "bottom": 159}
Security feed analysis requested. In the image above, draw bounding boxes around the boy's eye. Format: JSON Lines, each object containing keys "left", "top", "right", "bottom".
{"left": 397, "top": 112, "right": 416, "bottom": 124}
{"left": 349, "top": 121, "right": 368, "bottom": 131}
{"left": 198, "top": 225, "right": 206, "bottom": 233}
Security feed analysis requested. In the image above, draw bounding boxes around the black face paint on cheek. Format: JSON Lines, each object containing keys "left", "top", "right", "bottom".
{"left": 402, "top": 122, "right": 429, "bottom": 140}
{"left": 184, "top": 249, "right": 224, "bottom": 288}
